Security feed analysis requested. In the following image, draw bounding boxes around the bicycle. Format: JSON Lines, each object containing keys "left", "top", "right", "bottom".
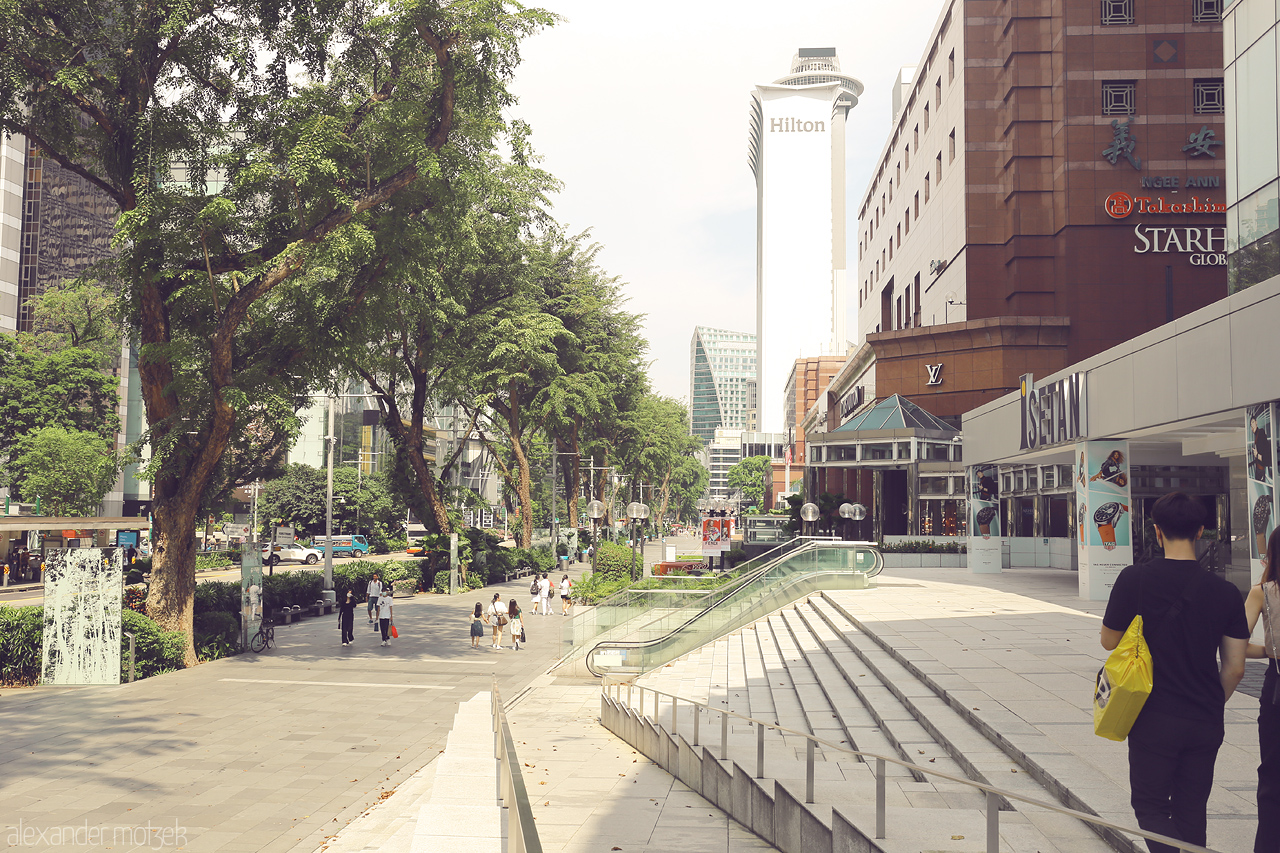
{"left": 250, "top": 618, "right": 275, "bottom": 653}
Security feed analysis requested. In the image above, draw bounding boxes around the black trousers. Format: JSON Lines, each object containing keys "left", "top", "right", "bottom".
{"left": 1127, "top": 707, "right": 1224, "bottom": 853}
{"left": 340, "top": 614, "right": 354, "bottom": 644}
{"left": 380, "top": 618, "right": 391, "bottom": 641}
{"left": 1259, "top": 663, "right": 1280, "bottom": 853}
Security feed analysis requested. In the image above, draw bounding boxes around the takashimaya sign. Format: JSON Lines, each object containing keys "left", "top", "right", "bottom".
{"left": 839, "top": 386, "right": 865, "bottom": 419}
{"left": 1105, "top": 192, "right": 1227, "bottom": 219}
{"left": 1019, "top": 372, "right": 1087, "bottom": 450}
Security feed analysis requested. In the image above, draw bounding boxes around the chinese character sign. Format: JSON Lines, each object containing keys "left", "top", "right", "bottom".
{"left": 1102, "top": 118, "right": 1142, "bottom": 170}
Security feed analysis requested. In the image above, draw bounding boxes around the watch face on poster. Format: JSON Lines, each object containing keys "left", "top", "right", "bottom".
{"left": 1253, "top": 492, "right": 1273, "bottom": 559}
{"left": 1093, "top": 502, "right": 1129, "bottom": 550}
{"left": 1078, "top": 502, "right": 1088, "bottom": 543}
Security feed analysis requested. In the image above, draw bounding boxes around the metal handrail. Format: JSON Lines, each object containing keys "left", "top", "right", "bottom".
{"left": 601, "top": 679, "right": 1221, "bottom": 853}
{"left": 492, "top": 678, "right": 543, "bottom": 853}
{"left": 584, "top": 543, "right": 883, "bottom": 677}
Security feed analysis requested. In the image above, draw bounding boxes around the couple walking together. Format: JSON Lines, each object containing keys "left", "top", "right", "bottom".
{"left": 531, "top": 572, "right": 572, "bottom": 616}
{"left": 475, "top": 593, "right": 524, "bottom": 650}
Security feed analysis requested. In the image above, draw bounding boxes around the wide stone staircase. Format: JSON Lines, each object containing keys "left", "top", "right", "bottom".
{"left": 622, "top": 592, "right": 1127, "bottom": 853}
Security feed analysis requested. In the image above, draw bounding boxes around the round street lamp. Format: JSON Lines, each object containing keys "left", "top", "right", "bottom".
{"left": 838, "top": 502, "right": 867, "bottom": 541}
{"left": 800, "top": 502, "right": 819, "bottom": 537}
{"left": 627, "top": 501, "right": 649, "bottom": 579}
{"left": 586, "top": 499, "right": 605, "bottom": 575}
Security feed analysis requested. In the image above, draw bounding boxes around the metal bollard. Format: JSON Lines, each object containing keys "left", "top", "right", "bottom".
{"left": 638, "top": 687, "right": 644, "bottom": 719}
{"left": 805, "top": 738, "right": 815, "bottom": 804}
{"left": 693, "top": 704, "right": 700, "bottom": 746}
{"left": 671, "top": 697, "right": 677, "bottom": 735}
{"left": 875, "top": 758, "right": 886, "bottom": 839}
{"left": 756, "top": 721, "right": 765, "bottom": 779}
{"left": 124, "top": 632, "right": 136, "bottom": 683}
{"left": 986, "top": 790, "right": 999, "bottom": 853}
{"left": 721, "top": 710, "right": 728, "bottom": 757}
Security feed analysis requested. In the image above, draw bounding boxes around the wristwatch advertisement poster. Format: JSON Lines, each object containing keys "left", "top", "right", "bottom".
{"left": 1247, "top": 403, "right": 1278, "bottom": 585}
{"left": 967, "top": 464, "right": 1002, "bottom": 573}
{"left": 1076, "top": 440, "right": 1133, "bottom": 601}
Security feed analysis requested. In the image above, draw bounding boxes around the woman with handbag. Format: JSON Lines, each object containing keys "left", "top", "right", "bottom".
{"left": 508, "top": 599, "right": 524, "bottom": 651}
{"left": 1246, "top": 528, "right": 1280, "bottom": 853}
{"left": 485, "top": 592, "right": 506, "bottom": 649}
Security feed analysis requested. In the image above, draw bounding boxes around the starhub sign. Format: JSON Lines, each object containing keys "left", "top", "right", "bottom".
{"left": 1019, "top": 372, "right": 1087, "bottom": 450}
{"left": 770, "top": 117, "right": 827, "bottom": 133}
{"left": 1133, "top": 225, "right": 1227, "bottom": 265}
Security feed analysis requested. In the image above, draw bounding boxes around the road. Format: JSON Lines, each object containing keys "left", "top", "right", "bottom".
{"left": 0, "top": 551, "right": 410, "bottom": 609}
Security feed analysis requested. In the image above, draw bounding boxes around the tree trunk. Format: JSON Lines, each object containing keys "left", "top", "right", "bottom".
{"left": 657, "top": 469, "right": 671, "bottom": 533}
{"left": 567, "top": 417, "right": 581, "bottom": 532}
{"left": 508, "top": 390, "right": 534, "bottom": 548}
{"left": 145, "top": 482, "right": 201, "bottom": 665}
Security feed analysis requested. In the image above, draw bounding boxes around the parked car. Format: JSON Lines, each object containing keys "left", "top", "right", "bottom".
{"left": 262, "top": 543, "right": 322, "bottom": 566}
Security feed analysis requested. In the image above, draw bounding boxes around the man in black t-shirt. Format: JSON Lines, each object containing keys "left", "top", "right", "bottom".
{"left": 1102, "top": 493, "right": 1248, "bottom": 853}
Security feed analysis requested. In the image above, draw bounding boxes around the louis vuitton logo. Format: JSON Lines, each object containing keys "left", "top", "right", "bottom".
{"left": 925, "top": 364, "right": 944, "bottom": 386}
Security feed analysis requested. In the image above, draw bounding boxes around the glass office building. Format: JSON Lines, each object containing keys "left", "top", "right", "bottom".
{"left": 690, "top": 327, "right": 757, "bottom": 443}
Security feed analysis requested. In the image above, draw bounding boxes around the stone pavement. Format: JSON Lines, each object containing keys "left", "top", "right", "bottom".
{"left": 0, "top": 573, "right": 583, "bottom": 853}
{"left": 826, "top": 566, "right": 1265, "bottom": 853}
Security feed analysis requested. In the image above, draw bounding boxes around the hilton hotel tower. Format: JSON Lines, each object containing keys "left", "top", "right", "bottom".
{"left": 749, "top": 48, "right": 863, "bottom": 433}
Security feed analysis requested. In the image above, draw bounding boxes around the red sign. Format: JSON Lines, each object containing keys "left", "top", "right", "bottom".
{"left": 1104, "top": 191, "right": 1226, "bottom": 219}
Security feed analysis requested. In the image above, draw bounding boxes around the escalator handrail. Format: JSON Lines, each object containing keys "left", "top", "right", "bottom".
{"left": 584, "top": 544, "right": 882, "bottom": 676}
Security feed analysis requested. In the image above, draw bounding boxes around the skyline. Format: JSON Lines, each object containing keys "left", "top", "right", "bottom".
{"left": 508, "top": 0, "right": 950, "bottom": 408}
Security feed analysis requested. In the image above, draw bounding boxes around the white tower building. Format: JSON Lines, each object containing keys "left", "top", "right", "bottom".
{"left": 749, "top": 48, "right": 862, "bottom": 433}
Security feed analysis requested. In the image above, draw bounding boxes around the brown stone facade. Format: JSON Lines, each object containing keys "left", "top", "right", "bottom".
{"left": 964, "top": 0, "right": 1227, "bottom": 365}
{"left": 867, "top": 316, "right": 1071, "bottom": 418}
{"left": 786, "top": 355, "right": 846, "bottom": 463}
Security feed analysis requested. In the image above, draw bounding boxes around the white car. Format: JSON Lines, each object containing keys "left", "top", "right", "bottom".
{"left": 262, "top": 543, "right": 322, "bottom": 566}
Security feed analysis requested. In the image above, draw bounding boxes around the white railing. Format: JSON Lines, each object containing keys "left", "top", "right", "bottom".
{"left": 602, "top": 680, "right": 1222, "bottom": 853}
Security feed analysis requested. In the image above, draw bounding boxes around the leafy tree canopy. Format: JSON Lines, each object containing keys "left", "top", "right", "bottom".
{"left": 728, "top": 455, "right": 773, "bottom": 510}
{"left": 9, "top": 427, "right": 125, "bottom": 516}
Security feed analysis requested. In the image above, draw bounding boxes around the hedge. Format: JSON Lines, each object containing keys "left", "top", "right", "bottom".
{"left": 592, "top": 541, "right": 638, "bottom": 581}
{"left": 0, "top": 606, "right": 188, "bottom": 686}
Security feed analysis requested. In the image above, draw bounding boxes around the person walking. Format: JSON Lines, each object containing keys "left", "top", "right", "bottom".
{"left": 366, "top": 572, "right": 382, "bottom": 624}
{"left": 529, "top": 574, "right": 542, "bottom": 616}
{"left": 1246, "top": 527, "right": 1280, "bottom": 853}
{"left": 377, "top": 586, "right": 394, "bottom": 646}
{"left": 560, "top": 574, "right": 573, "bottom": 615}
{"left": 538, "top": 572, "right": 552, "bottom": 616}
{"left": 470, "top": 602, "right": 485, "bottom": 649}
{"left": 485, "top": 592, "right": 506, "bottom": 649}
{"left": 338, "top": 589, "right": 357, "bottom": 646}
{"left": 508, "top": 599, "right": 524, "bottom": 651}
{"left": 1101, "top": 492, "right": 1248, "bottom": 853}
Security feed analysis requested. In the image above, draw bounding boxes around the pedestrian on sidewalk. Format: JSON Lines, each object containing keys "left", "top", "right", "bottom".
{"left": 485, "top": 592, "right": 506, "bottom": 649}
{"left": 508, "top": 599, "right": 524, "bottom": 650}
{"left": 1101, "top": 492, "right": 1248, "bottom": 853}
{"left": 377, "top": 586, "right": 394, "bottom": 646}
{"left": 560, "top": 574, "right": 572, "bottom": 615}
{"left": 529, "top": 574, "right": 542, "bottom": 615}
{"left": 1245, "top": 527, "right": 1280, "bottom": 853}
{"left": 338, "top": 589, "right": 356, "bottom": 646}
{"left": 538, "top": 572, "right": 552, "bottom": 616}
{"left": 367, "top": 572, "right": 382, "bottom": 624}
{"left": 470, "top": 602, "right": 485, "bottom": 649}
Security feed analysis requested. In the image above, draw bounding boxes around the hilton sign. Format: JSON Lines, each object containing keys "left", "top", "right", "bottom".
{"left": 1019, "top": 372, "right": 1087, "bottom": 450}
{"left": 770, "top": 118, "right": 827, "bottom": 133}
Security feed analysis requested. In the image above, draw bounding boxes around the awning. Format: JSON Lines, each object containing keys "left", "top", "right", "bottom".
{"left": 0, "top": 516, "right": 151, "bottom": 532}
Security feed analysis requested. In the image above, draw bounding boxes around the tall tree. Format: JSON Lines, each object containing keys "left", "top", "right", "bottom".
{"left": 22, "top": 277, "right": 125, "bottom": 369}
{"left": 9, "top": 427, "right": 125, "bottom": 515}
{"left": 728, "top": 455, "right": 772, "bottom": 509}
{"left": 0, "top": 0, "right": 552, "bottom": 662}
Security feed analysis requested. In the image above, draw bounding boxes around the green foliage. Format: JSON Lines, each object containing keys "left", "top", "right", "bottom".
{"left": 261, "top": 571, "right": 324, "bottom": 612}
{"left": 122, "top": 610, "right": 187, "bottom": 679}
{"left": 0, "top": 338, "right": 120, "bottom": 473}
{"left": 7, "top": 426, "right": 124, "bottom": 514}
{"left": 194, "top": 611, "right": 240, "bottom": 660}
{"left": 728, "top": 456, "right": 773, "bottom": 509}
{"left": 194, "top": 581, "right": 241, "bottom": 615}
{"left": 0, "top": 606, "right": 42, "bottom": 686}
{"left": 194, "top": 552, "right": 236, "bottom": 572}
{"left": 21, "top": 278, "right": 124, "bottom": 369}
{"left": 330, "top": 560, "right": 416, "bottom": 604}
{"left": 530, "top": 546, "right": 556, "bottom": 573}
{"left": 592, "top": 541, "right": 637, "bottom": 582}
{"left": 725, "top": 548, "right": 748, "bottom": 567}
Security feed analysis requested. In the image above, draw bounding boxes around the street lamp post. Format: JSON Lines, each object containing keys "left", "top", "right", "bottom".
{"left": 800, "top": 502, "right": 819, "bottom": 538}
{"left": 586, "top": 499, "right": 605, "bottom": 575}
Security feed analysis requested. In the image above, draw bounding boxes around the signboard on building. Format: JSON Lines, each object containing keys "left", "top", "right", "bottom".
{"left": 701, "top": 518, "right": 730, "bottom": 556}
{"left": 223, "top": 524, "right": 250, "bottom": 540}
{"left": 1019, "top": 372, "right": 1087, "bottom": 450}
{"left": 967, "top": 464, "right": 1002, "bottom": 574}
{"left": 1075, "top": 440, "right": 1133, "bottom": 600}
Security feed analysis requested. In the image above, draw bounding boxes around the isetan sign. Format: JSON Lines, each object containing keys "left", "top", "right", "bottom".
{"left": 1019, "top": 372, "right": 1087, "bottom": 450}
{"left": 770, "top": 118, "right": 826, "bottom": 133}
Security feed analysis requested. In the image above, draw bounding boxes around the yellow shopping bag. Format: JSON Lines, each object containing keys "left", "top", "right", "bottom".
{"left": 1093, "top": 615, "right": 1153, "bottom": 741}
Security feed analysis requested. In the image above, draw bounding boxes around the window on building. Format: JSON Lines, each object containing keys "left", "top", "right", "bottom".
{"left": 905, "top": 146, "right": 910, "bottom": 170}
{"left": 913, "top": 272, "right": 922, "bottom": 326}
{"left": 1192, "top": 0, "right": 1222, "bottom": 22}
{"left": 949, "top": 129, "right": 956, "bottom": 161}
{"left": 889, "top": 179, "right": 893, "bottom": 202}
{"left": 1102, "top": 81, "right": 1136, "bottom": 115}
{"left": 896, "top": 163, "right": 901, "bottom": 184}
{"left": 1101, "top": 0, "right": 1134, "bottom": 25}
{"left": 924, "top": 102, "right": 930, "bottom": 132}
{"left": 896, "top": 223, "right": 901, "bottom": 247}
{"left": 949, "top": 50, "right": 955, "bottom": 82}
{"left": 914, "top": 192, "right": 920, "bottom": 218}
{"left": 889, "top": 238, "right": 893, "bottom": 261}
{"left": 1193, "top": 78, "right": 1225, "bottom": 114}
{"left": 904, "top": 208, "right": 910, "bottom": 233}
{"left": 924, "top": 174, "right": 930, "bottom": 202}
{"left": 914, "top": 125, "right": 919, "bottom": 148}
{"left": 936, "top": 78, "right": 942, "bottom": 108}
{"left": 936, "top": 153, "right": 942, "bottom": 183}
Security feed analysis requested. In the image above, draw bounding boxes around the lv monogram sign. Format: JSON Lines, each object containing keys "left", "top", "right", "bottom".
{"left": 925, "top": 364, "right": 944, "bottom": 386}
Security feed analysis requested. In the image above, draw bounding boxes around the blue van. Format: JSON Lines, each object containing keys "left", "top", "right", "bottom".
{"left": 313, "top": 535, "right": 370, "bottom": 558}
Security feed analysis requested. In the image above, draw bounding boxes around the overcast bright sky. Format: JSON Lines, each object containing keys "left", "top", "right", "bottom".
{"left": 508, "top": 0, "right": 948, "bottom": 405}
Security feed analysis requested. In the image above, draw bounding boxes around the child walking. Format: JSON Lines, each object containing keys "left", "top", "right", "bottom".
{"left": 469, "top": 602, "right": 484, "bottom": 649}
{"left": 508, "top": 599, "right": 524, "bottom": 651}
